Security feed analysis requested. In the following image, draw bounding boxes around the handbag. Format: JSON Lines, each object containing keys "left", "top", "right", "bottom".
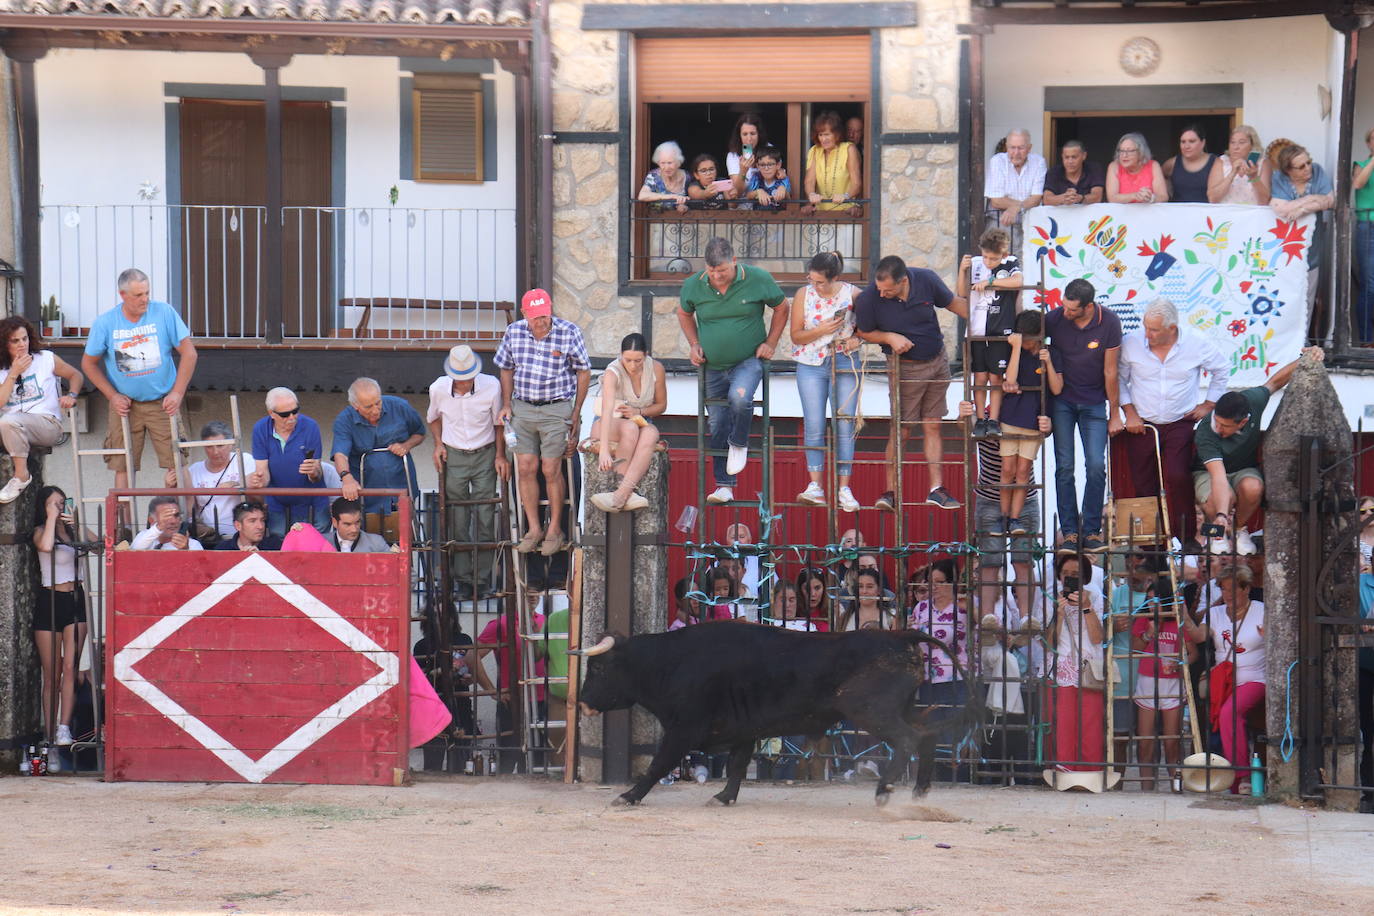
{"left": 1064, "top": 612, "right": 1106, "bottom": 691}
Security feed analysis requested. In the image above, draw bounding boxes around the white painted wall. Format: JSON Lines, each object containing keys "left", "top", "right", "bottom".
{"left": 33, "top": 49, "right": 519, "bottom": 330}
{"left": 984, "top": 17, "right": 1338, "bottom": 168}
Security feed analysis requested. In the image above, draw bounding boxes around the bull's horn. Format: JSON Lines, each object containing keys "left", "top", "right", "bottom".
{"left": 570, "top": 635, "right": 616, "bottom": 657}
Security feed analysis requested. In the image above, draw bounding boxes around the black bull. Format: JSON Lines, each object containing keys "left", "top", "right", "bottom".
{"left": 574, "top": 622, "right": 983, "bottom": 806}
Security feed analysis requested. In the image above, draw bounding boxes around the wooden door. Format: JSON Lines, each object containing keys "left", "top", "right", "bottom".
{"left": 180, "top": 99, "right": 333, "bottom": 338}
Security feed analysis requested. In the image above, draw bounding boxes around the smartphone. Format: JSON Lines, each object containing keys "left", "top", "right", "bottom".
{"left": 832, "top": 308, "right": 848, "bottom": 321}
{"left": 1200, "top": 522, "right": 1226, "bottom": 538}
{"left": 179, "top": 519, "right": 193, "bottom": 536}
{"left": 1062, "top": 575, "right": 1080, "bottom": 596}
{"left": 304, "top": 448, "right": 315, "bottom": 459}
{"left": 63, "top": 497, "right": 75, "bottom": 514}
{"left": 743, "top": 144, "right": 754, "bottom": 158}
{"left": 1247, "top": 151, "right": 1261, "bottom": 165}
{"left": 710, "top": 179, "right": 734, "bottom": 193}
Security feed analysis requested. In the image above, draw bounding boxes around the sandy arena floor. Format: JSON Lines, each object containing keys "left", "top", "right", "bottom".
{"left": 2, "top": 774, "right": 1372, "bottom": 915}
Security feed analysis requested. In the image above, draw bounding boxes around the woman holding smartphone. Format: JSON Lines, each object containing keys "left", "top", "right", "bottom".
{"left": 32, "top": 485, "right": 86, "bottom": 753}
{"left": 1209, "top": 125, "right": 1272, "bottom": 205}
{"left": 790, "top": 251, "right": 861, "bottom": 512}
{"left": 0, "top": 315, "right": 82, "bottom": 504}
{"left": 726, "top": 112, "right": 769, "bottom": 199}
{"left": 1047, "top": 553, "right": 1108, "bottom": 779}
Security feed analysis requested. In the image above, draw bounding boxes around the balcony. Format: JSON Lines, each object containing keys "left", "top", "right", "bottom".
{"left": 628, "top": 200, "right": 870, "bottom": 283}
{"left": 39, "top": 204, "right": 518, "bottom": 347}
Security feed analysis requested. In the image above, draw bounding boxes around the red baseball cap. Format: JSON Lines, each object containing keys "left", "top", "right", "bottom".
{"left": 521, "top": 288, "right": 552, "bottom": 318}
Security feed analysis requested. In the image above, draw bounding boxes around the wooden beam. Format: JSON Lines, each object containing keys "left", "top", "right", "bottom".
{"left": 5, "top": 44, "right": 46, "bottom": 323}
{"left": 1333, "top": 28, "right": 1359, "bottom": 355}
{"left": 0, "top": 29, "right": 527, "bottom": 59}
{"left": 582, "top": 2, "right": 919, "bottom": 31}
{"left": 0, "top": 14, "right": 531, "bottom": 41}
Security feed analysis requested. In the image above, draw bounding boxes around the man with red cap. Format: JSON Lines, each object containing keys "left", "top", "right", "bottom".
{"left": 494, "top": 289, "right": 590, "bottom": 556}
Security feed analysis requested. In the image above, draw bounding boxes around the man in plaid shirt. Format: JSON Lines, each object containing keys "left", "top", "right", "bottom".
{"left": 495, "top": 288, "right": 591, "bottom": 556}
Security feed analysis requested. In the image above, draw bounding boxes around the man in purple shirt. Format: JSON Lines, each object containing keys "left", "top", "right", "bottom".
{"left": 1046, "top": 278, "right": 1121, "bottom": 554}
{"left": 494, "top": 288, "right": 591, "bottom": 557}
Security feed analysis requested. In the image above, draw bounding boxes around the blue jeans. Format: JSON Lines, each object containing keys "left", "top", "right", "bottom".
{"left": 1051, "top": 399, "right": 1107, "bottom": 537}
{"left": 1357, "top": 221, "right": 1374, "bottom": 345}
{"left": 795, "top": 352, "right": 859, "bottom": 476}
{"left": 705, "top": 358, "right": 764, "bottom": 486}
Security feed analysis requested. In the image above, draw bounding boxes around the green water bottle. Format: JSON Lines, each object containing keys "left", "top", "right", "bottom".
{"left": 1250, "top": 752, "right": 1264, "bottom": 797}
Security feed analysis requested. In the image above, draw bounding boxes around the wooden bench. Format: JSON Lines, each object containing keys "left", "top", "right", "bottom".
{"left": 337, "top": 298, "right": 514, "bottom": 338}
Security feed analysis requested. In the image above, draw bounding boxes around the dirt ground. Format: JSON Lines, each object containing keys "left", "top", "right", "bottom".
{"left": 3, "top": 774, "right": 1373, "bottom": 915}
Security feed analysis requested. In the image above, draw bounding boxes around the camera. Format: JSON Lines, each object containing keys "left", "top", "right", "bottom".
{"left": 1061, "top": 575, "right": 1080, "bottom": 596}
{"left": 304, "top": 448, "right": 316, "bottom": 460}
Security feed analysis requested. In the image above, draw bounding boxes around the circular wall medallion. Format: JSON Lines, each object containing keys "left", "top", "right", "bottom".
{"left": 1120, "top": 37, "right": 1161, "bottom": 78}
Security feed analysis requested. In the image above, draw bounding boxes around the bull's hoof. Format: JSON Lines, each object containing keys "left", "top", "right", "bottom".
{"left": 612, "top": 793, "right": 640, "bottom": 807}
{"left": 912, "top": 783, "right": 931, "bottom": 800}
{"left": 710, "top": 792, "right": 737, "bottom": 806}
{"left": 875, "top": 789, "right": 893, "bottom": 807}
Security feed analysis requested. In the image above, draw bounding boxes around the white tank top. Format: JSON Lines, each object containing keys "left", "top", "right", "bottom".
{"left": 1, "top": 349, "right": 62, "bottom": 420}
{"left": 38, "top": 541, "right": 77, "bottom": 587}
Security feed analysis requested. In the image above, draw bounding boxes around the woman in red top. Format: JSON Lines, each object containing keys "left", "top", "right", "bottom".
{"left": 1130, "top": 570, "right": 1195, "bottom": 791}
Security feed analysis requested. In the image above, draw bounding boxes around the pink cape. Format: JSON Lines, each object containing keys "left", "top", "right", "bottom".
{"left": 279, "top": 524, "right": 451, "bottom": 747}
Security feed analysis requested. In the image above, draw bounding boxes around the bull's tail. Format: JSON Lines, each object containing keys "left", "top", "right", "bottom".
{"left": 897, "top": 629, "right": 987, "bottom": 751}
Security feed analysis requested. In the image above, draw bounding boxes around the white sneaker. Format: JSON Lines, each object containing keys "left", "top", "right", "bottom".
{"left": 706, "top": 486, "right": 733, "bottom": 504}
{"left": 47, "top": 747, "right": 61, "bottom": 773}
{"left": 837, "top": 486, "right": 860, "bottom": 513}
{"left": 1207, "top": 536, "right": 1232, "bottom": 554}
{"left": 726, "top": 444, "right": 748, "bottom": 476}
{"left": 693, "top": 765, "right": 709, "bottom": 784}
{"left": 53, "top": 724, "right": 73, "bottom": 746}
{"left": 797, "top": 482, "right": 826, "bottom": 506}
{"left": 0, "top": 475, "right": 31, "bottom": 504}
{"left": 1234, "top": 527, "right": 1257, "bottom": 556}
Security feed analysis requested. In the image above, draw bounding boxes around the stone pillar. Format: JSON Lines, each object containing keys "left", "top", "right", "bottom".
{"left": 0, "top": 453, "right": 44, "bottom": 770}
{"left": 576, "top": 448, "right": 668, "bottom": 783}
{"left": 1263, "top": 354, "right": 1359, "bottom": 807}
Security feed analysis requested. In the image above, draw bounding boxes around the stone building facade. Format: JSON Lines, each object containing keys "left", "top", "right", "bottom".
{"left": 549, "top": 0, "right": 968, "bottom": 360}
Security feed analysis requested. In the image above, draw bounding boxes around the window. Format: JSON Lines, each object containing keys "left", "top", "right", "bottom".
{"left": 412, "top": 74, "right": 483, "bottom": 183}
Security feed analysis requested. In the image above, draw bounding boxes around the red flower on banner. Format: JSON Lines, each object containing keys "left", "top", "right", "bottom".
{"left": 1034, "top": 286, "right": 1064, "bottom": 310}
{"left": 1135, "top": 234, "right": 1175, "bottom": 258}
{"left": 1268, "top": 219, "right": 1309, "bottom": 265}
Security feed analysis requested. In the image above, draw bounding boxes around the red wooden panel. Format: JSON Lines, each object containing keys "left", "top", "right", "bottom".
{"left": 107, "top": 551, "right": 408, "bottom": 786}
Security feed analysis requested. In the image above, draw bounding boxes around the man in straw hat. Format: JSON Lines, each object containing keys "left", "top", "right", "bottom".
{"left": 494, "top": 289, "right": 590, "bottom": 556}
{"left": 428, "top": 345, "right": 509, "bottom": 600}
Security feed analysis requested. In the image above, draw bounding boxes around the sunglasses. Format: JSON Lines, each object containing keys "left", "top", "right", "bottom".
{"left": 273, "top": 407, "right": 300, "bottom": 418}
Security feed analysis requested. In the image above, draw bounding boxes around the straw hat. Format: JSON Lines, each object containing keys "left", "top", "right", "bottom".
{"left": 444, "top": 345, "right": 481, "bottom": 381}
{"left": 1180, "top": 752, "right": 1234, "bottom": 793}
{"left": 1042, "top": 767, "right": 1123, "bottom": 793}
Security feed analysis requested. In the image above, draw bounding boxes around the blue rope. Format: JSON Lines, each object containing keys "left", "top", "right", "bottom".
{"left": 1280, "top": 659, "right": 1299, "bottom": 763}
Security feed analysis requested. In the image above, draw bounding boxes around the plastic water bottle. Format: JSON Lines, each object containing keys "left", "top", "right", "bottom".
{"left": 1250, "top": 752, "right": 1264, "bottom": 797}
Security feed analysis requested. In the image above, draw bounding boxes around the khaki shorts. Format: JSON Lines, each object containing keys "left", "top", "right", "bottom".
{"left": 897, "top": 355, "right": 951, "bottom": 423}
{"left": 511, "top": 398, "right": 575, "bottom": 459}
{"left": 1193, "top": 465, "right": 1263, "bottom": 504}
{"left": 104, "top": 398, "right": 178, "bottom": 473}
{"left": 998, "top": 423, "right": 1043, "bottom": 461}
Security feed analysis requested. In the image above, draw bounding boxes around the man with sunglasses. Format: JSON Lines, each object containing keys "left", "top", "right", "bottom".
{"left": 250, "top": 387, "right": 330, "bottom": 537}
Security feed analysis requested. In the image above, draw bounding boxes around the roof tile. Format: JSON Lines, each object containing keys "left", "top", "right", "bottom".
{"left": 3, "top": 0, "right": 529, "bottom": 25}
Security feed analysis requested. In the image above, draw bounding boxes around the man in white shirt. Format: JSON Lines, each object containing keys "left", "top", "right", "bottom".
{"left": 985, "top": 128, "right": 1047, "bottom": 255}
{"left": 428, "top": 345, "right": 509, "bottom": 600}
{"left": 130, "top": 495, "right": 204, "bottom": 551}
{"left": 329, "top": 497, "right": 391, "bottom": 553}
{"left": 1118, "top": 297, "right": 1228, "bottom": 542}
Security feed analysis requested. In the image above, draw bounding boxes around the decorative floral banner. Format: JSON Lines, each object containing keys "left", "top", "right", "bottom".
{"left": 1021, "top": 203, "right": 1314, "bottom": 387}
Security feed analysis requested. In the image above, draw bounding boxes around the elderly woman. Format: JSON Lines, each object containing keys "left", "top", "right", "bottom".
{"left": 250, "top": 387, "right": 330, "bottom": 536}
{"left": 803, "top": 110, "right": 861, "bottom": 213}
{"left": 637, "top": 140, "right": 689, "bottom": 213}
{"left": 590, "top": 332, "right": 666, "bottom": 513}
{"left": 1162, "top": 124, "right": 1219, "bottom": 203}
{"left": 0, "top": 316, "right": 82, "bottom": 504}
{"left": 1352, "top": 129, "right": 1374, "bottom": 345}
{"left": 1106, "top": 132, "right": 1168, "bottom": 204}
{"left": 1184, "top": 559, "right": 1265, "bottom": 793}
{"left": 165, "top": 420, "right": 243, "bottom": 541}
{"left": 1209, "top": 124, "right": 1272, "bottom": 205}
{"left": 1271, "top": 143, "right": 1335, "bottom": 312}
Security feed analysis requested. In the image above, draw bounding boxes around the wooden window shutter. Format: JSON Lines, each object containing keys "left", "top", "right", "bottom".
{"left": 636, "top": 35, "right": 870, "bottom": 103}
{"left": 413, "top": 74, "right": 484, "bottom": 182}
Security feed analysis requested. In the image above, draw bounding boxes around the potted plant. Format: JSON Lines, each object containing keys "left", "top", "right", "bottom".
{"left": 40, "top": 296, "right": 62, "bottom": 338}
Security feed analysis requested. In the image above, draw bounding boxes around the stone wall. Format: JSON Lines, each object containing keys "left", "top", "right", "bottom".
{"left": 549, "top": 0, "right": 970, "bottom": 359}
{"left": 0, "top": 454, "right": 45, "bottom": 770}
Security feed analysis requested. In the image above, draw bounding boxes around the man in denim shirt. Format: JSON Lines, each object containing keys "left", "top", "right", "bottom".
{"left": 332, "top": 377, "right": 425, "bottom": 540}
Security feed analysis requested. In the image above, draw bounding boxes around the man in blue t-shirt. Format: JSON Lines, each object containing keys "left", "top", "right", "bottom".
{"left": 1045, "top": 278, "right": 1121, "bottom": 555}
{"left": 81, "top": 267, "right": 198, "bottom": 489}
{"left": 855, "top": 254, "right": 969, "bottom": 512}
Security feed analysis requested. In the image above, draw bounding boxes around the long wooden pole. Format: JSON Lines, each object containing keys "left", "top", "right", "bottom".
{"left": 564, "top": 546, "right": 582, "bottom": 784}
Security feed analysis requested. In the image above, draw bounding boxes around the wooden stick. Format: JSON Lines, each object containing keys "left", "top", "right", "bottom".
{"left": 564, "top": 546, "right": 583, "bottom": 784}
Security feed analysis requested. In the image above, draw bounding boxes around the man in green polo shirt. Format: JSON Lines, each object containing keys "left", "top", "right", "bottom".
{"left": 677, "top": 237, "right": 789, "bottom": 504}
{"left": 1192, "top": 346, "right": 1323, "bottom": 554}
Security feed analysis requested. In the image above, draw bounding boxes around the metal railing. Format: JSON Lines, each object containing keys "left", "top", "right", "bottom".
{"left": 629, "top": 199, "right": 871, "bottom": 282}
{"left": 39, "top": 204, "right": 517, "bottom": 343}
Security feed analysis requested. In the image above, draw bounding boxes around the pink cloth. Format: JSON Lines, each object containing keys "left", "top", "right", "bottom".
{"left": 281, "top": 523, "right": 335, "bottom": 552}
{"left": 1217, "top": 680, "right": 1265, "bottom": 791}
{"left": 1116, "top": 161, "right": 1159, "bottom": 200}
{"left": 408, "top": 657, "right": 452, "bottom": 748}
